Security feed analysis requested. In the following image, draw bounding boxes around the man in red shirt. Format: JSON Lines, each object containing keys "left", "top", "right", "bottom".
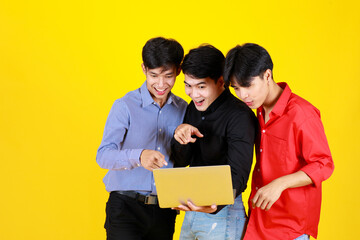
{"left": 223, "top": 43, "right": 334, "bottom": 240}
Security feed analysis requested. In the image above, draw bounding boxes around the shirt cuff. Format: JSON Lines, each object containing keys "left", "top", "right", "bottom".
{"left": 300, "top": 162, "right": 326, "bottom": 188}
{"left": 128, "top": 149, "right": 143, "bottom": 168}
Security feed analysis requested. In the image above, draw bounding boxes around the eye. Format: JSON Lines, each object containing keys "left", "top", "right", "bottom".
{"left": 150, "top": 74, "right": 157, "bottom": 78}
{"left": 166, "top": 75, "right": 173, "bottom": 78}
{"left": 198, "top": 85, "right": 205, "bottom": 89}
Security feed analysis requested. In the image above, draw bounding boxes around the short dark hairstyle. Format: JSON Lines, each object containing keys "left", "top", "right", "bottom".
{"left": 181, "top": 44, "right": 225, "bottom": 82}
{"left": 142, "top": 37, "right": 184, "bottom": 70}
{"left": 223, "top": 43, "right": 273, "bottom": 87}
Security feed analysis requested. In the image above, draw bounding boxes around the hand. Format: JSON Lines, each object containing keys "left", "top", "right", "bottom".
{"left": 174, "top": 124, "right": 203, "bottom": 145}
{"left": 251, "top": 179, "right": 285, "bottom": 211}
{"left": 251, "top": 171, "right": 313, "bottom": 211}
{"left": 140, "top": 149, "right": 167, "bottom": 171}
{"left": 172, "top": 200, "right": 217, "bottom": 213}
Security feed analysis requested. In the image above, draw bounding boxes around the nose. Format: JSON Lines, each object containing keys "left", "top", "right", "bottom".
{"left": 158, "top": 77, "right": 165, "bottom": 88}
{"left": 239, "top": 88, "right": 248, "bottom": 100}
{"left": 191, "top": 88, "right": 200, "bottom": 98}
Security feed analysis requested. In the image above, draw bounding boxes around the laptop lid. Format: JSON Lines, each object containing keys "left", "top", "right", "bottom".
{"left": 153, "top": 165, "right": 234, "bottom": 208}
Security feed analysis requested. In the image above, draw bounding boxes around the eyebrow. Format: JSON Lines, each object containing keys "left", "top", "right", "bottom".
{"left": 149, "top": 70, "right": 174, "bottom": 75}
{"left": 184, "top": 81, "right": 207, "bottom": 86}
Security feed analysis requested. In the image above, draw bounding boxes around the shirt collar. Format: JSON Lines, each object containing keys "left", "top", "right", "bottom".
{"left": 140, "top": 81, "right": 177, "bottom": 108}
{"left": 269, "top": 82, "right": 292, "bottom": 117}
{"left": 202, "top": 88, "right": 229, "bottom": 115}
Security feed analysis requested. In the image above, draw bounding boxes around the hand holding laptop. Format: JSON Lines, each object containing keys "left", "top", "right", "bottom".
{"left": 172, "top": 200, "right": 217, "bottom": 213}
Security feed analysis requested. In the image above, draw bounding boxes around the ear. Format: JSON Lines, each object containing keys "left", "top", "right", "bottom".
{"left": 141, "top": 63, "right": 147, "bottom": 75}
{"left": 217, "top": 76, "right": 225, "bottom": 88}
{"left": 264, "top": 69, "right": 272, "bottom": 82}
{"left": 176, "top": 67, "right": 181, "bottom": 76}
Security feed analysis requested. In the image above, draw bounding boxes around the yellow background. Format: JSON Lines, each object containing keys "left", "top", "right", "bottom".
{"left": 1, "top": 0, "right": 359, "bottom": 239}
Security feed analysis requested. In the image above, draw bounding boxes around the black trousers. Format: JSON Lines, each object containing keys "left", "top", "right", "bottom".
{"left": 105, "top": 192, "right": 177, "bottom": 240}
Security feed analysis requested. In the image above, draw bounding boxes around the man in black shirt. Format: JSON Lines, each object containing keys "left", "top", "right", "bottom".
{"left": 171, "top": 45, "right": 257, "bottom": 240}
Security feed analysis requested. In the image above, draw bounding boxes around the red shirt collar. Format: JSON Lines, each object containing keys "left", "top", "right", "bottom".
{"left": 258, "top": 82, "right": 291, "bottom": 118}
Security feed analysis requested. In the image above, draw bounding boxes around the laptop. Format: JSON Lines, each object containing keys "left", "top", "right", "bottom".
{"left": 153, "top": 165, "right": 234, "bottom": 208}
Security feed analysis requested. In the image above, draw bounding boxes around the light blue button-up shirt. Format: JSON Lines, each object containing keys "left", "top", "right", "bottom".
{"left": 97, "top": 81, "right": 187, "bottom": 193}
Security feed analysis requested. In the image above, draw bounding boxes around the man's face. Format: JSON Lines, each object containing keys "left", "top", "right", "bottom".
{"left": 230, "top": 75, "right": 269, "bottom": 109}
{"left": 184, "top": 74, "right": 224, "bottom": 112}
{"left": 142, "top": 64, "right": 178, "bottom": 106}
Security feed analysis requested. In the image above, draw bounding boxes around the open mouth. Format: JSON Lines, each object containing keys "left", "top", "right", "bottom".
{"left": 194, "top": 99, "right": 205, "bottom": 106}
{"left": 155, "top": 87, "right": 167, "bottom": 95}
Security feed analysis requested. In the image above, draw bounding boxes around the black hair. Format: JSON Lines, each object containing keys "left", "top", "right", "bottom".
{"left": 142, "top": 37, "right": 184, "bottom": 70}
{"left": 181, "top": 44, "right": 225, "bottom": 82}
{"left": 223, "top": 43, "right": 273, "bottom": 87}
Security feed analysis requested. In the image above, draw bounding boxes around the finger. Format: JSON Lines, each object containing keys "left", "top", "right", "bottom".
{"left": 265, "top": 201, "right": 274, "bottom": 211}
{"left": 185, "top": 128, "right": 194, "bottom": 142}
{"left": 176, "top": 204, "right": 191, "bottom": 211}
{"left": 177, "top": 132, "right": 189, "bottom": 145}
{"left": 152, "top": 163, "right": 161, "bottom": 170}
{"left": 186, "top": 200, "right": 198, "bottom": 211}
{"left": 174, "top": 134, "right": 183, "bottom": 144}
{"left": 251, "top": 194, "right": 260, "bottom": 208}
{"left": 192, "top": 128, "right": 204, "bottom": 138}
{"left": 175, "top": 133, "right": 187, "bottom": 144}
{"left": 188, "top": 137, "right": 198, "bottom": 143}
{"left": 155, "top": 153, "right": 167, "bottom": 166}
{"left": 255, "top": 197, "right": 265, "bottom": 208}
{"left": 260, "top": 200, "right": 268, "bottom": 210}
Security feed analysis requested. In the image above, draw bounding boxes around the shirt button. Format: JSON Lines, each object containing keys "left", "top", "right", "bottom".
{"left": 260, "top": 149, "right": 263, "bottom": 152}
{"left": 262, "top": 130, "right": 266, "bottom": 133}
{"left": 136, "top": 163, "right": 140, "bottom": 167}
{"left": 159, "top": 128, "right": 162, "bottom": 132}
{"left": 257, "top": 168, "right": 260, "bottom": 172}
{"left": 159, "top": 110, "right": 162, "bottom": 114}
{"left": 255, "top": 187, "right": 259, "bottom": 190}
{"left": 157, "top": 147, "right": 161, "bottom": 150}
{"left": 201, "top": 117, "right": 205, "bottom": 120}
{"left": 259, "top": 112, "right": 262, "bottom": 115}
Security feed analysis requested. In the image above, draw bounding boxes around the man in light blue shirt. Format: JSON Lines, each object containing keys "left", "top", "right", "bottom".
{"left": 97, "top": 37, "right": 187, "bottom": 240}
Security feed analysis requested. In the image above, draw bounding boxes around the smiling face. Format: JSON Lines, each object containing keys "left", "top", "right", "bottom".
{"left": 142, "top": 64, "right": 179, "bottom": 107}
{"left": 184, "top": 74, "right": 225, "bottom": 112}
{"left": 230, "top": 75, "right": 269, "bottom": 109}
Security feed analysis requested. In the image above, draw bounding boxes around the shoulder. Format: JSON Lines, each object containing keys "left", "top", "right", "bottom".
{"left": 221, "top": 94, "right": 257, "bottom": 128}
{"left": 286, "top": 93, "right": 321, "bottom": 122}
{"left": 226, "top": 93, "right": 256, "bottom": 118}
{"left": 111, "top": 88, "right": 141, "bottom": 111}
{"left": 121, "top": 87, "right": 141, "bottom": 103}
{"left": 171, "top": 93, "right": 188, "bottom": 110}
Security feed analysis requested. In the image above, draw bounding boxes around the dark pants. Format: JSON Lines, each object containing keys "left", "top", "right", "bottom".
{"left": 105, "top": 192, "right": 177, "bottom": 240}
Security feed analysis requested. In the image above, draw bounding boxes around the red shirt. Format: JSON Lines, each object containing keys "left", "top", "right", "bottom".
{"left": 244, "top": 83, "right": 334, "bottom": 240}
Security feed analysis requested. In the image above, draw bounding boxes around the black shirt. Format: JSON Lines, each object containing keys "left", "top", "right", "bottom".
{"left": 171, "top": 88, "right": 258, "bottom": 200}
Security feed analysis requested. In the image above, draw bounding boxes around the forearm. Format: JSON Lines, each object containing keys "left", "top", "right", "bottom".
{"left": 96, "top": 145, "right": 143, "bottom": 170}
{"left": 170, "top": 137, "right": 192, "bottom": 167}
{"left": 273, "top": 170, "right": 313, "bottom": 190}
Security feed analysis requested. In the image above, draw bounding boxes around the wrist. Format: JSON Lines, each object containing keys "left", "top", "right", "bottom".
{"left": 273, "top": 177, "right": 288, "bottom": 191}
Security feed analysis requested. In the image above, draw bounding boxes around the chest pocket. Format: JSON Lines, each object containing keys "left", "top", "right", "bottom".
{"left": 199, "top": 135, "right": 227, "bottom": 165}
{"left": 263, "top": 133, "right": 287, "bottom": 166}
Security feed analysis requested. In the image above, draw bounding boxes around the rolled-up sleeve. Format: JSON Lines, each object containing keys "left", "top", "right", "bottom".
{"left": 298, "top": 116, "right": 334, "bottom": 187}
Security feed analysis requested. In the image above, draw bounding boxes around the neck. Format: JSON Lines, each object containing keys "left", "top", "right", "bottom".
{"left": 263, "top": 81, "right": 283, "bottom": 114}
